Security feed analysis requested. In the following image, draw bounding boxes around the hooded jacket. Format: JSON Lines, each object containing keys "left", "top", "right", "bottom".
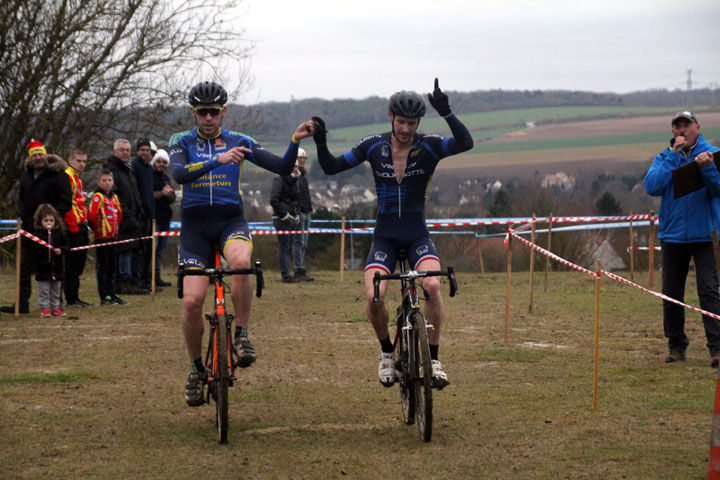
{"left": 18, "top": 154, "right": 72, "bottom": 232}
{"left": 644, "top": 133, "right": 720, "bottom": 243}
{"left": 270, "top": 173, "right": 301, "bottom": 219}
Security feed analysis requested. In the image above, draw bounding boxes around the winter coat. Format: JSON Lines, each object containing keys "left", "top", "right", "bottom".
{"left": 152, "top": 169, "right": 176, "bottom": 225}
{"left": 104, "top": 155, "right": 143, "bottom": 248}
{"left": 644, "top": 134, "right": 720, "bottom": 243}
{"left": 88, "top": 188, "right": 123, "bottom": 240}
{"left": 132, "top": 156, "right": 156, "bottom": 219}
{"left": 297, "top": 169, "right": 313, "bottom": 214}
{"left": 31, "top": 228, "right": 69, "bottom": 281}
{"left": 64, "top": 165, "right": 88, "bottom": 234}
{"left": 270, "top": 174, "right": 301, "bottom": 218}
{"left": 18, "top": 154, "right": 72, "bottom": 233}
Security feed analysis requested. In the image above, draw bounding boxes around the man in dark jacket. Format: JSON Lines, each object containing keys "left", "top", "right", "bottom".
{"left": 270, "top": 162, "right": 302, "bottom": 283}
{"left": 104, "top": 139, "right": 147, "bottom": 295}
{"left": 0, "top": 140, "right": 72, "bottom": 314}
{"left": 131, "top": 138, "right": 156, "bottom": 290}
{"left": 293, "top": 148, "right": 314, "bottom": 281}
{"left": 151, "top": 148, "right": 176, "bottom": 286}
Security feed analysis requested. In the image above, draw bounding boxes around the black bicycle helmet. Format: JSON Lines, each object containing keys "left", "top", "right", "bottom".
{"left": 188, "top": 81, "right": 228, "bottom": 106}
{"left": 388, "top": 90, "right": 426, "bottom": 118}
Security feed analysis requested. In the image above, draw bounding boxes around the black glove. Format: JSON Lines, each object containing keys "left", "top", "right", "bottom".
{"left": 311, "top": 116, "right": 328, "bottom": 145}
{"left": 427, "top": 78, "right": 451, "bottom": 117}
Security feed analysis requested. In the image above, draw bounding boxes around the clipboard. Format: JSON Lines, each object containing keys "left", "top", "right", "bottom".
{"left": 671, "top": 151, "right": 720, "bottom": 199}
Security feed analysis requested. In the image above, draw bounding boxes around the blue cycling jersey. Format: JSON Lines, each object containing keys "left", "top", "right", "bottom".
{"left": 316, "top": 113, "right": 473, "bottom": 237}
{"left": 169, "top": 128, "right": 298, "bottom": 210}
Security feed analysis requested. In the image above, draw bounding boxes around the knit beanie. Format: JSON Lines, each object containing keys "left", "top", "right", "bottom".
{"left": 27, "top": 139, "right": 46, "bottom": 156}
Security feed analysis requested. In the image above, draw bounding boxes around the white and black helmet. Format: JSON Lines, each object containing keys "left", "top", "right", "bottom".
{"left": 188, "top": 81, "right": 228, "bottom": 106}
{"left": 388, "top": 90, "right": 426, "bottom": 118}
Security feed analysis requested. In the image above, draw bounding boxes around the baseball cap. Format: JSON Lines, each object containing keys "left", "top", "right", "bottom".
{"left": 671, "top": 111, "right": 697, "bottom": 126}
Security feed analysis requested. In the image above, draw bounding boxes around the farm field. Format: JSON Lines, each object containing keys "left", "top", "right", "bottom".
{"left": 0, "top": 267, "right": 715, "bottom": 479}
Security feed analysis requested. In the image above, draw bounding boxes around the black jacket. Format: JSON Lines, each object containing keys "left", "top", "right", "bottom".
{"left": 152, "top": 169, "right": 176, "bottom": 225}
{"left": 270, "top": 174, "right": 301, "bottom": 218}
{"left": 132, "top": 156, "right": 156, "bottom": 219}
{"left": 297, "top": 170, "right": 312, "bottom": 214}
{"left": 31, "top": 228, "right": 69, "bottom": 281}
{"left": 18, "top": 154, "right": 72, "bottom": 232}
{"left": 104, "top": 155, "right": 143, "bottom": 245}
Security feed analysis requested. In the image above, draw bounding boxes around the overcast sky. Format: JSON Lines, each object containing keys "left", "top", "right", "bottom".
{"left": 233, "top": 0, "right": 720, "bottom": 104}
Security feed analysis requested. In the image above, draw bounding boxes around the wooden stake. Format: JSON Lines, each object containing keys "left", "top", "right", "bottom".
{"left": 14, "top": 217, "right": 21, "bottom": 318}
{"left": 151, "top": 219, "right": 157, "bottom": 301}
{"left": 528, "top": 214, "right": 536, "bottom": 313}
{"left": 544, "top": 213, "right": 553, "bottom": 292}
{"left": 629, "top": 211, "right": 635, "bottom": 282}
{"left": 593, "top": 259, "right": 602, "bottom": 411}
{"left": 340, "top": 216, "right": 346, "bottom": 282}
{"left": 648, "top": 210, "right": 655, "bottom": 287}
{"left": 476, "top": 236, "right": 485, "bottom": 274}
{"left": 505, "top": 233, "right": 512, "bottom": 345}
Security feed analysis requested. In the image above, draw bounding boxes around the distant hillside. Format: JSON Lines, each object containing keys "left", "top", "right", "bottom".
{"left": 224, "top": 87, "right": 719, "bottom": 142}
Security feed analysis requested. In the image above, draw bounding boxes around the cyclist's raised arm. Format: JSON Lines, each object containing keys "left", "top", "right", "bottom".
{"left": 243, "top": 120, "right": 314, "bottom": 176}
{"left": 169, "top": 133, "right": 217, "bottom": 184}
{"left": 311, "top": 116, "right": 367, "bottom": 175}
{"left": 427, "top": 78, "right": 474, "bottom": 154}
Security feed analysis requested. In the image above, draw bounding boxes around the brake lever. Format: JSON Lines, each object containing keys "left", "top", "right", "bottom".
{"left": 373, "top": 272, "right": 381, "bottom": 303}
{"left": 255, "top": 260, "right": 264, "bottom": 298}
{"left": 177, "top": 263, "right": 185, "bottom": 299}
{"left": 448, "top": 266, "right": 458, "bottom": 297}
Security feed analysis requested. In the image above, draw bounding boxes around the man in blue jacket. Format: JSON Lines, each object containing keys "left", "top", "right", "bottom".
{"left": 644, "top": 111, "right": 720, "bottom": 366}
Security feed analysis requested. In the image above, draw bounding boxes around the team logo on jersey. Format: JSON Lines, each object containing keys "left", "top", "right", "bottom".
{"left": 410, "top": 149, "right": 420, "bottom": 157}
{"left": 215, "top": 139, "right": 226, "bottom": 151}
{"left": 196, "top": 142, "right": 206, "bottom": 151}
{"left": 381, "top": 145, "right": 390, "bottom": 157}
{"left": 374, "top": 251, "right": 387, "bottom": 262}
{"left": 416, "top": 245, "right": 429, "bottom": 256}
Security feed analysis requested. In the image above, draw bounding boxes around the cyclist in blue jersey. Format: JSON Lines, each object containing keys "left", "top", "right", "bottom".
{"left": 170, "top": 81, "right": 314, "bottom": 406}
{"left": 312, "top": 78, "right": 473, "bottom": 389}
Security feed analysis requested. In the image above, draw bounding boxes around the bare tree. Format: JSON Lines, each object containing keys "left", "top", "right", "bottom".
{"left": 0, "top": 0, "right": 253, "bottom": 217}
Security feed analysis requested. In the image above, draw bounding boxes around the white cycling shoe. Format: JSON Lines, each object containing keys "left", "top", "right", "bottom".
{"left": 431, "top": 360, "right": 450, "bottom": 390}
{"left": 378, "top": 352, "right": 395, "bottom": 387}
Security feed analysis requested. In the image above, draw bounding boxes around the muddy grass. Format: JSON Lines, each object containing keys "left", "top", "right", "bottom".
{"left": 0, "top": 268, "right": 714, "bottom": 479}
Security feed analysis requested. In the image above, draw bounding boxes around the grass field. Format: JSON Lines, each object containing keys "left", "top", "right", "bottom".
{"left": 0, "top": 266, "right": 716, "bottom": 479}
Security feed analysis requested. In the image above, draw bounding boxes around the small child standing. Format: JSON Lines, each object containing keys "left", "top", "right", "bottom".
{"left": 87, "top": 169, "right": 125, "bottom": 305}
{"left": 32, "top": 204, "right": 69, "bottom": 317}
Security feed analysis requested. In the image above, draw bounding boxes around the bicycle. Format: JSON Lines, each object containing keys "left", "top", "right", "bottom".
{"left": 177, "top": 251, "right": 264, "bottom": 444}
{"left": 372, "top": 250, "right": 457, "bottom": 442}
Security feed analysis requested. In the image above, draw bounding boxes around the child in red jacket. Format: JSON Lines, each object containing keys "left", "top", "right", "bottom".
{"left": 88, "top": 169, "right": 125, "bottom": 305}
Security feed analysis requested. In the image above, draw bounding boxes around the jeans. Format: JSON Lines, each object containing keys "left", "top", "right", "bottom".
{"left": 294, "top": 212, "right": 310, "bottom": 272}
{"left": 661, "top": 241, "right": 720, "bottom": 353}
{"left": 117, "top": 250, "right": 132, "bottom": 281}
{"left": 273, "top": 217, "right": 297, "bottom": 278}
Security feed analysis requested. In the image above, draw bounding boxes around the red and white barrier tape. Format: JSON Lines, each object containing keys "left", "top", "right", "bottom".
{"left": 508, "top": 230, "right": 599, "bottom": 278}
{"left": 427, "top": 214, "right": 655, "bottom": 228}
{"left": 0, "top": 232, "right": 19, "bottom": 244}
{"left": 626, "top": 246, "right": 662, "bottom": 251}
{"left": 508, "top": 228, "right": 720, "bottom": 321}
{"left": 602, "top": 270, "right": 720, "bottom": 321}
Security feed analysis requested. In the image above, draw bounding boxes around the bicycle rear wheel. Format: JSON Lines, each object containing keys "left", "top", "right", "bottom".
{"left": 215, "top": 314, "right": 230, "bottom": 444}
{"left": 396, "top": 318, "right": 416, "bottom": 425}
{"left": 411, "top": 311, "right": 433, "bottom": 442}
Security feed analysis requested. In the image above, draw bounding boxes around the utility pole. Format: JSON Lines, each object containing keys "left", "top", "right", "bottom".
{"left": 686, "top": 68, "right": 693, "bottom": 108}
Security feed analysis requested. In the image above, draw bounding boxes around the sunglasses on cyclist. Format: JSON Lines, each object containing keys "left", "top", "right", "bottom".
{"left": 193, "top": 106, "right": 224, "bottom": 117}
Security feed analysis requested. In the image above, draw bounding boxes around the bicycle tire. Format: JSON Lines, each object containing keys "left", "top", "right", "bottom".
{"left": 411, "top": 311, "right": 433, "bottom": 442}
{"left": 215, "top": 314, "right": 230, "bottom": 444}
{"left": 396, "top": 317, "right": 416, "bottom": 425}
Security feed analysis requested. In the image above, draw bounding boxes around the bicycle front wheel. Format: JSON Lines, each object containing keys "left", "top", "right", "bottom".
{"left": 411, "top": 311, "right": 433, "bottom": 442}
{"left": 397, "top": 317, "right": 416, "bottom": 425}
{"left": 215, "top": 314, "right": 230, "bottom": 444}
